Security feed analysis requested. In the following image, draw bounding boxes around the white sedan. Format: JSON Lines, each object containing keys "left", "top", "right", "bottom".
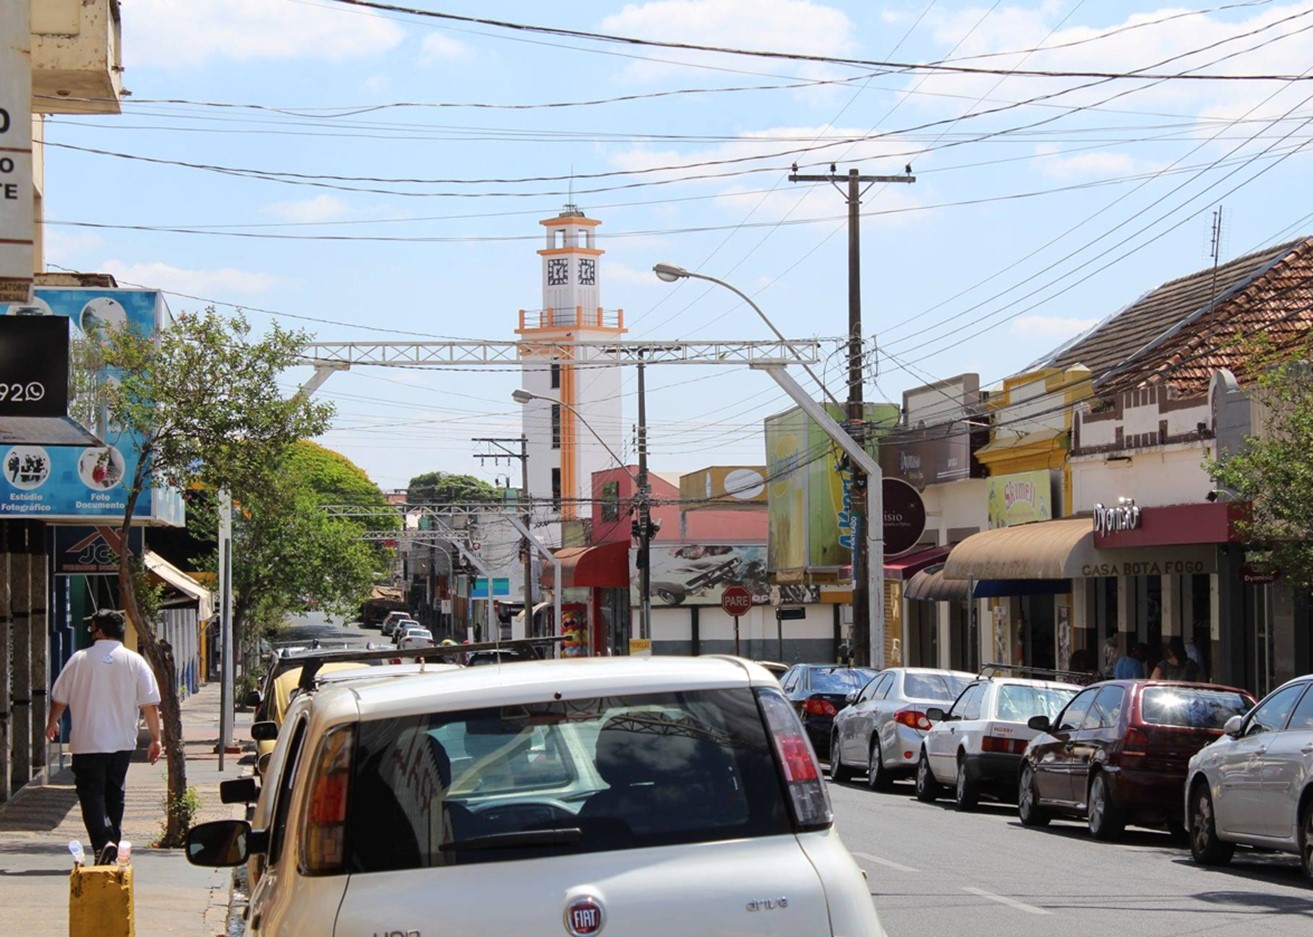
{"left": 396, "top": 626, "right": 435, "bottom": 649}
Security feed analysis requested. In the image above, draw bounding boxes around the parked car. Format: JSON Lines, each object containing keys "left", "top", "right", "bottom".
{"left": 185, "top": 657, "right": 889, "bottom": 937}
{"left": 916, "top": 672, "right": 1081, "bottom": 810}
{"left": 777, "top": 663, "right": 880, "bottom": 758}
{"left": 396, "top": 626, "right": 435, "bottom": 650}
{"left": 1018, "top": 679, "right": 1255, "bottom": 840}
{"left": 1185, "top": 672, "right": 1313, "bottom": 879}
{"left": 831, "top": 667, "right": 975, "bottom": 788}
{"left": 381, "top": 612, "right": 416, "bottom": 637}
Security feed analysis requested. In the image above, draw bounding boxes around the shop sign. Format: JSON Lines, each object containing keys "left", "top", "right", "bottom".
{"left": 986, "top": 469, "right": 1053, "bottom": 529}
{"left": 1240, "top": 563, "right": 1281, "bottom": 585}
{"left": 1093, "top": 498, "right": 1141, "bottom": 536}
{"left": 878, "top": 427, "right": 976, "bottom": 488}
{"left": 883, "top": 477, "right": 927, "bottom": 556}
{"left": 52, "top": 525, "right": 144, "bottom": 575}
{"left": 0, "top": 316, "right": 69, "bottom": 417}
{"left": 1080, "top": 558, "right": 1208, "bottom": 577}
{"left": 0, "top": 3, "right": 34, "bottom": 304}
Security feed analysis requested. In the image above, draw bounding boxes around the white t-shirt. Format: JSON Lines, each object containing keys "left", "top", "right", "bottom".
{"left": 51, "top": 640, "right": 162, "bottom": 754}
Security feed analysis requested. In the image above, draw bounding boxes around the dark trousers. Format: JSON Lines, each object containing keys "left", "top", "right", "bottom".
{"left": 71, "top": 750, "right": 133, "bottom": 854}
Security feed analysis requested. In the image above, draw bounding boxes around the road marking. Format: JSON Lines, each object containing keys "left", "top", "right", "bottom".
{"left": 962, "top": 887, "right": 1051, "bottom": 915}
{"left": 852, "top": 851, "right": 920, "bottom": 873}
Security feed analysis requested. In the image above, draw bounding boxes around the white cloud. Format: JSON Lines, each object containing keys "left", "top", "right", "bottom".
{"left": 42, "top": 229, "right": 105, "bottom": 265}
{"left": 420, "top": 31, "right": 474, "bottom": 64}
{"left": 260, "top": 195, "right": 352, "bottom": 224}
{"left": 1011, "top": 315, "right": 1099, "bottom": 340}
{"left": 606, "top": 261, "right": 665, "bottom": 287}
{"left": 122, "top": 0, "right": 405, "bottom": 69}
{"left": 599, "top": 0, "right": 856, "bottom": 83}
{"left": 99, "top": 260, "right": 279, "bottom": 297}
{"left": 1034, "top": 144, "right": 1139, "bottom": 180}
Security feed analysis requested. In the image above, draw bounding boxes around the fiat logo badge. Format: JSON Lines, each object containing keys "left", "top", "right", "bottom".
{"left": 564, "top": 895, "right": 604, "bottom": 936}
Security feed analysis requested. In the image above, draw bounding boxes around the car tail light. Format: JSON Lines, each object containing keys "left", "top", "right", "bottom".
{"left": 894, "top": 709, "right": 933, "bottom": 731}
{"left": 300, "top": 725, "right": 354, "bottom": 874}
{"left": 1122, "top": 726, "right": 1149, "bottom": 757}
{"left": 757, "top": 689, "right": 832, "bottom": 831}
{"left": 981, "top": 735, "right": 1027, "bottom": 755}
{"left": 803, "top": 697, "right": 838, "bottom": 717}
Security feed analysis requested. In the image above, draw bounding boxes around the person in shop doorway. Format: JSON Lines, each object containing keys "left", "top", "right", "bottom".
{"left": 44, "top": 609, "right": 162, "bottom": 866}
{"left": 1114, "top": 642, "right": 1149, "bottom": 680}
{"left": 1151, "top": 636, "right": 1203, "bottom": 681}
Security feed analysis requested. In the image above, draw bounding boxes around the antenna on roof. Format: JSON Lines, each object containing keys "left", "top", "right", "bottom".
{"left": 1208, "top": 206, "right": 1224, "bottom": 314}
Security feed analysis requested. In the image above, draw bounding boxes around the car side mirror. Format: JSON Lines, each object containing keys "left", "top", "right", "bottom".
{"left": 186, "top": 819, "right": 264, "bottom": 867}
{"left": 1027, "top": 715, "right": 1051, "bottom": 732}
{"left": 219, "top": 776, "right": 259, "bottom": 805}
{"left": 845, "top": 691, "right": 858, "bottom": 705}
{"left": 242, "top": 690, "right": 262, "bottom": 708}
{"left": 1223, "top": 714, "right": 1244, "bottom": 737}
{"left": 250, "top": 721, "right": 279, "bottom": 742}
{"left": 926, "top": 707, "right": 945, "bottom": 722}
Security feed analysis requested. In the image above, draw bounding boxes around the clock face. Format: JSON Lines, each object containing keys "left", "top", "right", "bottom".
{"left": 578, "top": 258, "right": 596, "bottom": 286}
{"left": 547, "top": 258, "right": 569, "bottom": 286}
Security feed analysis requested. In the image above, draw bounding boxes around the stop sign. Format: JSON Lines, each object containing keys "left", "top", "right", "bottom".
{"left": 721, "top": 584, "right": 752, "bottom": 617}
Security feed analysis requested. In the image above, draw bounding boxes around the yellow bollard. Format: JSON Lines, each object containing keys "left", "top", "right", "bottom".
{"left": 69, "top": 863, "right": 134, "bottom": 937}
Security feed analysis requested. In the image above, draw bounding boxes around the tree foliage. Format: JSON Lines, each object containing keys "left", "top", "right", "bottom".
{"left": 1210, "top": 346, "right": 1313, "bottom": 590}
{"left": 407, "top": 471, "right": 500, "bottom": 504}
{"left": 96, "top": 307, "right": 333, "bottom": 846}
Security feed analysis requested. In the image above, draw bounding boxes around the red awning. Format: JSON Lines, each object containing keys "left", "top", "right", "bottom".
{"left": 542, "top": 541, "right": 631, "bottom": 589}
{"left": 883, "top": 544, "right": 952, "bottom": 581}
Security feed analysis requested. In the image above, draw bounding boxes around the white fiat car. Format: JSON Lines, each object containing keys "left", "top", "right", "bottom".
{"left": 187, "top": 656, "right": 887, "bottom": 936}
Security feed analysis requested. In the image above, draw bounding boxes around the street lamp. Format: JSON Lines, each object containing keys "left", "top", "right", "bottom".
{"left": 511, "top": 388, "right": 654, "bottom": 648}
{"left": 653, "top": 264, "right": 886, "bottom": 668}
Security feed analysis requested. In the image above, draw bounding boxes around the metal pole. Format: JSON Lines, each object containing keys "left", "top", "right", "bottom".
{"left": 520, "top": 436, "right": 534, "bottom": 637}
{"left": 217, "top": 492, "right": 234, "bottom": 770}
{"left": 637, "top": 356, "right": 652, "bottom": 642}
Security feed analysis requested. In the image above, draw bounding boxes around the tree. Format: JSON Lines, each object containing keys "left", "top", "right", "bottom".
{"left": 1211, "top": 348, "right": 1313, "bottom": 589}
{"left": 95, "top": 308, "right": 333, "bottom": 846}
{"left": 407, "top": 471, "right": 500, "bottom": 504}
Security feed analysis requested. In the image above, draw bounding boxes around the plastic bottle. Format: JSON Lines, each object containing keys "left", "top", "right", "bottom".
{"left": 116, "top": 841, "right": 132, "bottom": 867}
{"left": 68, "top": 840, "right": 85, "bottom": 867}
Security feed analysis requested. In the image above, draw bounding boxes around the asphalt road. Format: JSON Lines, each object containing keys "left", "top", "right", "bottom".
{"left": 270, "top": 610, "right": 374, "bottom": 652}
{"left": 830, "top": 774, "right": 1313, "bottom": 937}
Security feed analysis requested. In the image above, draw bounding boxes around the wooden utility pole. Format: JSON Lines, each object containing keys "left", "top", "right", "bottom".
{"left": 787, "top": 165, "right": 915, "bottom": 667}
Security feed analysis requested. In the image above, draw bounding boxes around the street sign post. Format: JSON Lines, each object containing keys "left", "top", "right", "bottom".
{"left": 721, "top": 584, "right": 752, "bottom": 656}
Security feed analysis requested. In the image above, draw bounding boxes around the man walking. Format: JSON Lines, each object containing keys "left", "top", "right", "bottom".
{"left": 45, "top": 609, "right": 162, "bottom": 865}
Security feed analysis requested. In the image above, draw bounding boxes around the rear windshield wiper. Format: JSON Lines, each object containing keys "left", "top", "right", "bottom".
{"left": 439, "top": 828, "right": 583, "bottom": 852}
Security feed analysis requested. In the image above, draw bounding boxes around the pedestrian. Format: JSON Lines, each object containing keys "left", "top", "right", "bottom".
{"left": 1068, "top": 648, "right": 1101, "bottom": 685}
{"left": 1113, "top": 642, "right": 1149, "bottom": 680}
{"left": 1151, "top": 636, "right": 1203, "bottom": 682}
{"left": 44, "top": 609, "right": 163, "bottom": 866}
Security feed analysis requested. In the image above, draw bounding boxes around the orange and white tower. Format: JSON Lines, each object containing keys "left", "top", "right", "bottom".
{"left": 517, "top": 205, "right": 626, "bottom": 541}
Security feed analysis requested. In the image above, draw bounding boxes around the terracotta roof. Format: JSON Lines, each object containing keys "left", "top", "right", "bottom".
{"left": 1047, "top": 237, "right": 1313, "bottom": 395}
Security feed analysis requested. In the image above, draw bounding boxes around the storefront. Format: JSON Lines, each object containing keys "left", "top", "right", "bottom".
{"left": 543, "top": 540, "right": 631, "bottom": 656}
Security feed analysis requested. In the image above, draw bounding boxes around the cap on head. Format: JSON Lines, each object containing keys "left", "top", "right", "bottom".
{"left": 87, "top": 609, "right": 126, "bottom": 639}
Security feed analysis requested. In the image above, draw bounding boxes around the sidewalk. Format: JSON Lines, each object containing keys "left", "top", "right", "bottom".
{"left": 0, "top": 682, "right": 253, "bottom": 937}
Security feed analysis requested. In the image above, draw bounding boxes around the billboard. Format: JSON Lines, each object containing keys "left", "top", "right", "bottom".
{"left": 678, "top": 465, "right": 767, "bottom": 510}
{"left": 52, "top": 525, "right": 145, "bottom": 575}
{"left": 986, "top": 469, "right": 1055, "bottom": 529}
{"left": 631, "top": 543, "right": 769, "bottom": 607}
{"left": 765, "top": 401, "right": 899, "bottom": 583}
{"left": 0, "top": 288, "right": 184, "bottom": 525}
{"left": 0, "top": 316, "right": 69, "bottom": 417}
{"left": 878, "top": 424, "right": 979, "bottom": 489}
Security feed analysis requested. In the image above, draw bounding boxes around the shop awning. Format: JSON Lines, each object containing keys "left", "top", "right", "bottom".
{"left": 541, "top": 541, "right": 631, "bottom": 590}
{"left": 143, "top": 551, "right": 215, "bottom": 619}
{"left": 883, "top": 544, "right": 952, "bottom": 581}
{"left": 904, "top": 564, "right": 970, "bottom": 602}
{"left": 943, "top": 517, "right": 1093, "bottom": 580}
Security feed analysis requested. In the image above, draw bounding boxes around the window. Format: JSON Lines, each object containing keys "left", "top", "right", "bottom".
{"left": 953, "top": 683, "right": 985, "bottom": 721}
{"left": 996, "top": 684, "right": 1077, "bottom": 723}
{"left": 905, "top": 673, "right": 973, "bottom": 702}
{"left": 551, "top": 404, "right": 561, "bottom": 449}
{"left": 1055, "top": 688, "right": 1099, "bottom": 732}
{"left": 860, "top": 673, "right": 891, "bottom": 702}
{"left": 267, "top": 718, "right": 310, "bottom": 866}
{"left": 810, "top": 668, "right": 879, "bottom": 694}
{"left": 779, "top": 668, "right": 800, "bottom": 693}
{"left": 551, "top": 468, "right": 561, "bottom": 512}
{"left": 1286, "top": 685, "right": 1313, "bottom": 732}
{"left": 1241, "top": 684, "right": 1304, "bottom": 736}
{"left": 344, "top": 689, "right": 791, "bottom": 872}
{"left": 550, "top": 363, "right": 561, "bottom": 390}
{"left": 1083, "top": 686, "right": 1126, "bottom": 730}
{"left": 1142, "top": 687, "right": 1254, "bottom": 730}
{"left": 600, "top": 481, "right": 620, "bottom": 522}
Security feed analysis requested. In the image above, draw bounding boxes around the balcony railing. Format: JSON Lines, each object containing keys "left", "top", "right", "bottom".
{"left": 518, "top": 307, "right": 624, "bottom": 331}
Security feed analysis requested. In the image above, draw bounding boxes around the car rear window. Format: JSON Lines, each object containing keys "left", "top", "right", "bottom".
{"left": 1140, "top": 687, "right": 1252, "bottom": 729}
{"left": 810, "top": 668, "right": 878, "bottom": 693}
{"left": 345, "top": 688, "right": 791, "bottom": 872}
{"left": 997, "top": 684, "right": 1078, "bottom": 721}
{"left": 906, "top": 673, "right": 972, "bottom": 701}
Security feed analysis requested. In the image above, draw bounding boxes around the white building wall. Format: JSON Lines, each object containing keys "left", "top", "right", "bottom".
{"left": 1071, "top": 445, "right": 1215, "bottom": 510}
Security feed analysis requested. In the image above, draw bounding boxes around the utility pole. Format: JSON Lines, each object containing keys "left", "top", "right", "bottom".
{"left": 788, "top": 164, "right": 915, "bottom": 667}
{"left": 635, "top": 354, "right": 652, "bottom": 642}
{"left": 473, "top": 436, "right": 534, "bottom": 637}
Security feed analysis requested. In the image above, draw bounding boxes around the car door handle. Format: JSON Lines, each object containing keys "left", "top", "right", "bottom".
{"left": 1253, "top": 747, "right": 1267, "bottom": 756}
{"left": 1301, "top": 744, "right": 1313, "bottom": 754}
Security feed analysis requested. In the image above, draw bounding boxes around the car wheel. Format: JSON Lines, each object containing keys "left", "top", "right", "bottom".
{"left": 1087, "top": 772, "right": 1125, "bottom": 841}
{"left": 867, "top": 740, "right": 893, "bottom": 791}
{"left": 1188, "top": 782, "right": 1234, "bottom": 866}
{"left": 830, "top": 732, "right": 855, "bottom": 783}
{"left": 915, "top": 751, "right": 940, "bottom": 802}
{"left": 954, "top": 757, "right": 979, "bottom": 812}
{"left": 1300, "top": 800, "right": 1313, "bottom": 884}
{"left": 1018, "top": 763, "right": 1050, "bottom": 827}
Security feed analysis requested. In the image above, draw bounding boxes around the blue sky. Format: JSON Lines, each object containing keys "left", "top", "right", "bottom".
{"left": 40, "top": 0, "right": 1313, "bottom": 492}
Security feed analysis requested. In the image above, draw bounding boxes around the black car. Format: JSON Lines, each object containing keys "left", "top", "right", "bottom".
{"left": 778, "top": 663, "right": 880, "bottom": 759}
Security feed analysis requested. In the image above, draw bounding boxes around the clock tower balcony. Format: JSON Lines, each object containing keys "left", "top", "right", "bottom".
{"left": 516, "top": 307, "right": 626, "bottom": 334}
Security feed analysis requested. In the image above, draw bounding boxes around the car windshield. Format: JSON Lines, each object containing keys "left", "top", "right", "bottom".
{"left": 346, "top": 688, "right": 791, "bottom": 872}
{"left": 809, "top": 668, "right": 879, "bottom": 693}
{"left": 1140, "top": 687, "right": 1252, "bottom": 729}
{"left": 906, "top": 673, "right": 972, "bottom": 701}
{"left": 996, "top": 684, "right": 1078, "bottom": 721}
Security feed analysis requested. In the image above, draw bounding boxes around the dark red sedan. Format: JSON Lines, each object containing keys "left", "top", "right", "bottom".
{"left": 1017, "top": 679, "right": 1255, "bottom": 840}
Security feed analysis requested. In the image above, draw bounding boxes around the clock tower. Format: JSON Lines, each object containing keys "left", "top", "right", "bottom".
{"left": 516, "top": 205, "right": 626, "bottom": 537}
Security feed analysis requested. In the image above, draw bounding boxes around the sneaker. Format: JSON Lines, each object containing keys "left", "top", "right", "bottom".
{"left": 97, "top": 843, "right": 117, "bottom": 866}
